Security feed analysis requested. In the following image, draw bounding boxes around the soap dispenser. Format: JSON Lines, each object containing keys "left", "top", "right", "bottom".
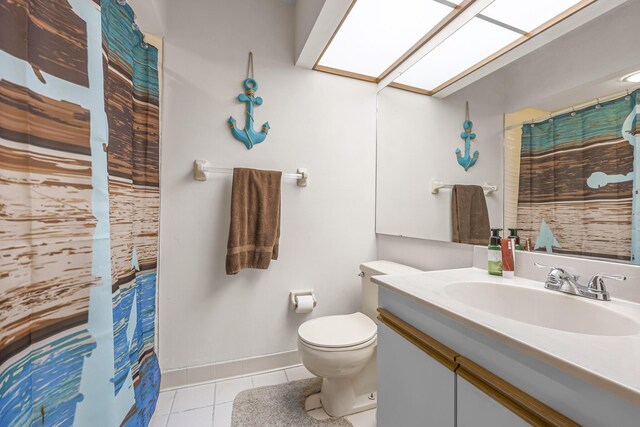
{"left": 488, "top": 228, "right": 503, "bottom": 276}
{"left": 508, "top": 228, "right": 524, "bottom": 251}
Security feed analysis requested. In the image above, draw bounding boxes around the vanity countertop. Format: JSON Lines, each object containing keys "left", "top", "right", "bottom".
{"left": 372, "top": 267, "right": 640, "bottom": 405}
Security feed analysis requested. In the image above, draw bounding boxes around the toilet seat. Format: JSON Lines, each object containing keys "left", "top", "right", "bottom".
{"left": 298, "top": 334, "right": 377, "bottom": 352}
{"left": 298, "top": 312, "right": 377, "bottom": 349}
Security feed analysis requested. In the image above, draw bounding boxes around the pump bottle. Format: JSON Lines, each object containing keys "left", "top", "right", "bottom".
{"left": 488, "top": 228, "right": 503, "bottom": 276}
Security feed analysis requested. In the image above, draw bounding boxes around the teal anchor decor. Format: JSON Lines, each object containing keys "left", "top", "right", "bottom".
{"left": 456, "top": 102, "right": 479, "bottom": 171}
{"left": 228, "top": 52, "right": 270, "bottom": 149}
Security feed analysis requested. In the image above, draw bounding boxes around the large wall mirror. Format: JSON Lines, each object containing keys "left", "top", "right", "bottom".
{"left": 376, "top": 85, "right": 504, "bottom": 242}
{"left": 376, "top": 0, "right": 640, "bottom": 263}
{"left": 504, "top": 89, "right": 638, "bottom": 263}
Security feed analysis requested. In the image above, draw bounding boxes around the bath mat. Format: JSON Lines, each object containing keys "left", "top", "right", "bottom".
{"left": 231, "top": 378, "right": 353, "bottom": 427}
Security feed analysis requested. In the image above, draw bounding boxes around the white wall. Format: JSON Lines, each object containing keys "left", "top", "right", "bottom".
{"left": 377, "top": 234, "right": 474, "bottom": 272}
{"left": 158, "top": 0, "right": 377, "bottom": 371}
{"left": 377, "top": 0, "right": 640, "bottom": 271}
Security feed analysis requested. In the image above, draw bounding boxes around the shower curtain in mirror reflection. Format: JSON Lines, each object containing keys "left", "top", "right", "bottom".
{"left": 0, "top": 0, "right": 160, "bottom": 425}
{"left": 518, "top": 90, "right": 640, "bottom": 263}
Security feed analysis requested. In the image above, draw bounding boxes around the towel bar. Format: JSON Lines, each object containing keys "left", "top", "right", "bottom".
{"left": 193, "top": 160, "right": 308, "bottom": 187}
{"left": 431, "top": 179, "right": 497, "bottom": 196}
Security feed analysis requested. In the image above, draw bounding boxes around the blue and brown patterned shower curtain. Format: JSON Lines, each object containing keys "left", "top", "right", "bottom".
{"left": 518, "top": 90, "right": 640, "bottom": 262}
{"left": 0, "top": 0, "right": 161, "bottom": 425}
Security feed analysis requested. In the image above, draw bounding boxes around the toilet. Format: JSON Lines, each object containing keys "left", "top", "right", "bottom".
{"left": 297, "top": 261, "right": 421, "bottom": 418}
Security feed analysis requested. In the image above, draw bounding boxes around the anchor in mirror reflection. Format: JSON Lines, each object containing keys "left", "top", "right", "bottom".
{"left": 456, "top": 101, "right": 479, "bottom": 171}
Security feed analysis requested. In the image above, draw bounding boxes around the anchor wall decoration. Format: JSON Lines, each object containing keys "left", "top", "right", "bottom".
{"left": 455, "top": 101, "right": 479, "bottom": 171}
{"left": 228, "top": 52, "right": 270, "bottom": 149}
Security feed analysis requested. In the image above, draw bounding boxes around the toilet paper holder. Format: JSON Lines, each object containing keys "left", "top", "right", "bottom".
{"left": 290, "top": 290, "right": 317, "bottom": 310}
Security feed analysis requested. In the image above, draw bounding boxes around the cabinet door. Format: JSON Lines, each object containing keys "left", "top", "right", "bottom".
{"left": 377, "top": 323, "right": 455, "bottom": 427}
{"left": 457, "top": 376, "right": 529, "bottom": 427}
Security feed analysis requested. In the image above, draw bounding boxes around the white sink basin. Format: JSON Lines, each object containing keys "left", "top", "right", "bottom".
{"left": 444, "top": 282, "right": 640, "bottom": 336}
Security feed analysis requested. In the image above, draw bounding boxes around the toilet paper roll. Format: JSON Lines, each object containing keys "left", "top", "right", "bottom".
{"left": 295, "top": 295, "right": 315, "bottom": 314}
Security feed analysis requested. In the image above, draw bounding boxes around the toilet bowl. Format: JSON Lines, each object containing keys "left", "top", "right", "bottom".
{"left": 297, "top": 261, "right": 421, "bottom": 418}
{"left": 298, "top": 313, "right": 377, "bottom": 417}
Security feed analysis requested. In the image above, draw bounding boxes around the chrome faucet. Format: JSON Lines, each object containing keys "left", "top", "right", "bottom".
{"left": 534, "top": 263, "right": 626, "bottom": 301}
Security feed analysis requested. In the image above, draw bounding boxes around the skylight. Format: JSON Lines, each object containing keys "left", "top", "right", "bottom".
{"left": 480, "top": 0, "right": 583, "bottom": 33}
{"left": 317, "top": 0, "right": 454, "bottom": 78}
{"left": 314, "top": 0, "right": 594, "bottom": 95}
{"left": 394, "top": 17, "right": 521, "bottom": 92}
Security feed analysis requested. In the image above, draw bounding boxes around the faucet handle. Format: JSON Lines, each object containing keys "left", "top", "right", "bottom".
{"left": 588, "top": 273, "right": 626, "bottom": 294}
{"left": 534, "top": 262, "right": 559, "bottom": 270}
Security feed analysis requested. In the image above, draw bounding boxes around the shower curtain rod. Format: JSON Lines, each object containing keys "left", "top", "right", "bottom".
{"left": 504, "top": 84, "right": 640, "bottom": 131}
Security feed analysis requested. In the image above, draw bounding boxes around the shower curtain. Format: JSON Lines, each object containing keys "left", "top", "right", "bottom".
{"left": 0, "top": 0, "right": 161, "bottom": 425}
{"left": 517, "top": 90, "right": 640, "bottom": 262}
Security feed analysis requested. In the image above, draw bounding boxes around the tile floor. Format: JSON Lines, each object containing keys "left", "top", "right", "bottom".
{"left": 151, "top": 365, "right": 376, "bottom": 427}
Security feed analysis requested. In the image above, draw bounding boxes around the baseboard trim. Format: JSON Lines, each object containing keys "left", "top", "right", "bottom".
{"left": 160, "top": 349, "right": 301, "bottom": 390}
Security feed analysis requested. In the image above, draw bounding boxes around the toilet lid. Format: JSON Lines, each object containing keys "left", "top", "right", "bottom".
{"left": 298, "top": 312, "right": 377, "bottom": 348}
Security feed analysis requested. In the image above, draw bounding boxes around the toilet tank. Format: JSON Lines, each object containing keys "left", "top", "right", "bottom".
{"left": 359, "top": 261, "right": 421, "bottom": 320}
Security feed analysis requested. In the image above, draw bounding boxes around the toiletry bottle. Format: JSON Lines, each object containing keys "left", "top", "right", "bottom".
{"left": 524, "top": 237, "right": 533, "bottom": 252}
{"left": 488, "top": 228, "right": 503, "bottom": 276}
{"left": 508, "top": 228, "right": 524, "bottom": 251}
{"left": 501, "top": 237, "right": 516, "bottom": 278}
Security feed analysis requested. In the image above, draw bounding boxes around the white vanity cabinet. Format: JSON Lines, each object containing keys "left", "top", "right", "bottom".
{"left": 376, "top": 306, "right": 578, "bottom": 427}
{"left": 375, "top": 278, "right": 640, "bottom": 427}
{"left": 375, "top": 285, "right": 589, "bottom": 427}
{"left": 456, "top": 376, "right": 529, "bottom": 427}
{"left": 378, "top": 321, "right": 534, "bottom": 427}
{"left": 377, "top": 323, "right": 455, "bottom": 427}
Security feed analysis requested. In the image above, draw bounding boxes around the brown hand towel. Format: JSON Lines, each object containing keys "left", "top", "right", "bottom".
{"left": 226, "top": 168, "right": 282, "bottom": 275}
{"left": 451, "top": 184, "right": 490, "bottom": 245}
